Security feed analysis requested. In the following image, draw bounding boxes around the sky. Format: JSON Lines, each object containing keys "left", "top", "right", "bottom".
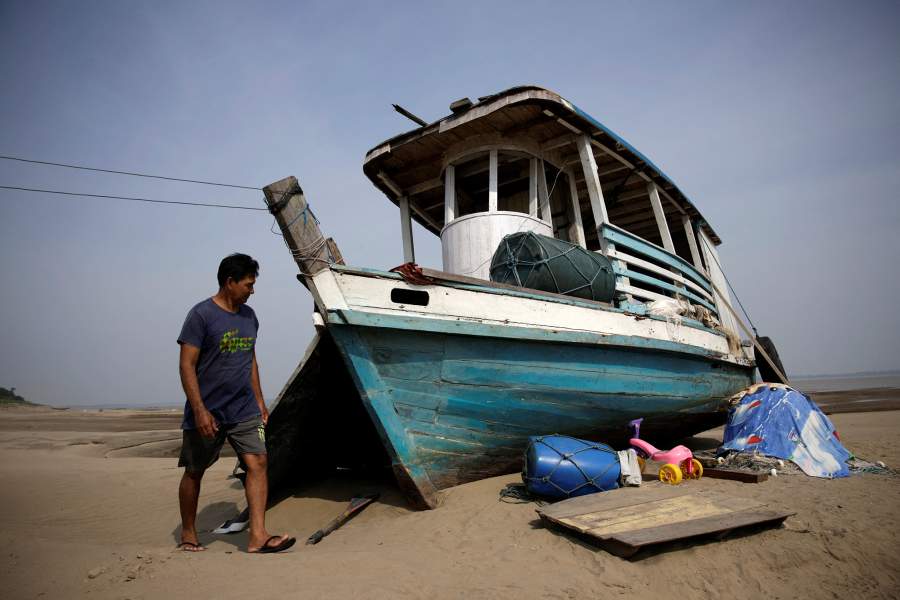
{"left": 1, "top": 1, "right": 898, "bottom": 407}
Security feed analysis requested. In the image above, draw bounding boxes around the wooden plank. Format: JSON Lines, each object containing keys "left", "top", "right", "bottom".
{"left": 325, "top": 238, "right": 345, "bottom": 266}
{"left": 528, "top": 158, "right": 539, "bottom": 217}
{"left": 618, "top": 284, "right": 669, "bottom": 303}
{"left": 682, "top": 215, "right": 704, "bottom": 271}
{"left": 539, "top": 485, "right": 693, "bottom": 520}
{"left": 538, "top": 487, "right": 793, "bottom": 557}
{"left": 602, "top": 223, "right": 711, "bottom": 290}
{"left": 577, "top": 134, "right": 609, "bottom": 226}
{"left": 613, "top": 508, "right": 793, "bottom": 548}
{"left": 701, "top": 468, "right": 770, "bottom": 483}
{"left": 698, "top": 228, "right": 742, "bottom": 337}
{"left": 566, "top": 169, "right": 587, "bottom": 248}
{"left": 614, "top": 267, "right": 719, "bottom": 312}
{"left": 648, "top": 182, "right": 675, "bottom": 253}
{"left": 418, "top": 266, "right": 612, "bottom": 308}
{"left": 564, "top": 495, "right": 765, "bottom": 537}
{"left": 607, "top": 249, "right": 714, "bottom": 300}
{"left": 537, "top": 158, "right": 552, "bottom": 224}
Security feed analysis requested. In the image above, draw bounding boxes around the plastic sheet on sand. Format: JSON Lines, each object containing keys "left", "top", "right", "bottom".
{"left": 721, "top": 384, "right": 852, "bottom": 478}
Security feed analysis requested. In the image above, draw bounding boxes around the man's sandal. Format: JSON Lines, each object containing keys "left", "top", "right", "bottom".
{"left": 178, "top": 541, "right": 206, "bottom": 552}
{"left": 249, "top": 535, "right": 296, "bottom": 554}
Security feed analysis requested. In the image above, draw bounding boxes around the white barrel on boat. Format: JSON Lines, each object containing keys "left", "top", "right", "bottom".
{"left": 441, "top": 211, "right": 551, "bottom": 280}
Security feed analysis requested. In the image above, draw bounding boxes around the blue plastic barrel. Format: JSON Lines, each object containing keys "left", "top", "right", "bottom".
{"left": 523, "top": 435, "right": 621, "bottom": 499}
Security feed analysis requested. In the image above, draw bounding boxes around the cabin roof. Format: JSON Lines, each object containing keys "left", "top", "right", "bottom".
{"left": 363, "top": 85, "right": 722, "bottom": 245}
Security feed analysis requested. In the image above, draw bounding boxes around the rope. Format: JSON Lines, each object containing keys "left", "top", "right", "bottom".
{"left": 498, "top": 483, "right": 546, "bottom": 505}
{"left": 267, "top": 190, "right": 334, "bottom": 277}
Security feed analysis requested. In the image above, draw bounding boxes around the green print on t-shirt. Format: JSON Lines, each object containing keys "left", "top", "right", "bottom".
{"left": 219, "top": 329, "right": 255, "bottom": 353}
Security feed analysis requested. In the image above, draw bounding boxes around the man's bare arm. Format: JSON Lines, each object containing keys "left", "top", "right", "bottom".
{"left": 179, "top": 343, "right": 218, "bottom": 437}
{"left": 251, "top": 350, "right": 268, "bottom": 425}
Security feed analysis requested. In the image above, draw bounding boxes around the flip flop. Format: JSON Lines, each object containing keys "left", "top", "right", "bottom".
{"left": 177, "top": 541, "right": 206, "bottom": 552}
{"left": 249, "top": 535, "right": 296, "bottom": 554}
{"left": 213, "top": 508, "right": 250, "bottom": 534}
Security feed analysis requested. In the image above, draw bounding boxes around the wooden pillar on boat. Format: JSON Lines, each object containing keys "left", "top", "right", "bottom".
{"left": 528, "top": 159, "right": 539, "bottom": 218}
{"left": 566, "top": 169, "right": 587, "bottom": 248}
{"left": 399, "top": 196, "right": 415, "bottom": 263}
{"left": 698, "top": 227, "right": 741, "bottom": 338}
{"left": 682, "top": 215, "right": 704, "bottom": 271}
{"left": 648, "top": 182, "right": 675, "bottom": 253}
{"left": 488, "top": 150, "right": 498, "bottom": 212}
{"left": 444, "top": 165, "right": 456, "bottom": 225}
{"left": 537, "top": 160, "right": 552, "bottom": 225}
{"left": 648, "top": 181, "right": 685, "bottom": 298}
{"left": 577, "top": 135, "right": 629, "bottom": 301}
{"left": 576, "top": 134, "right": 609, "bottom": 228}
{"left": 263, "top": 176, "right": 340, "bottom": 277}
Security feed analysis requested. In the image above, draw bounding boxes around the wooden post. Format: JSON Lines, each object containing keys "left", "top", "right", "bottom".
{"left": 263, "top": 176, "right": 340, "bottom": 277}
{"left": 648, "top": 182, "right": 675, "bottom": 253}
{"left": 682, "top": 215, "right": 704, "bottom": 271}
{"left": 537, "top": 159, "right": 552, "bottom": 225}
{"left": 648, "top": 181, "right": 683, "bottom": 298}
{"left": 528, "top": 158, "right": 539, "bottom": 217}
{"left": 444, "top": 165, "right": 456, "bottom": 225}
{"left": 699, "top": 228, "right": 741, "bottom": 338}
{"left": 399, "top": 196, "right": 415, "bottom": 263}
{"left": 488, "top": 150, "right": 498, "bottom": 212}
{"left": 566, "top": 169, "right": 587, "bottom": 248}
{"left": 577, "top": 134, "right": 609, "bottom": 228}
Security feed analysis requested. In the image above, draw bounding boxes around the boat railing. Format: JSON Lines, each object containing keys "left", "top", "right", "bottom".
{"left": 599, "top": 223, "right": 719, "bottom": 318}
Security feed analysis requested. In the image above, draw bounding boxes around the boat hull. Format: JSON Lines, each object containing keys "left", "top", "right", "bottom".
{"left": 329, "top": 323, "right": 753, "bottom": 508}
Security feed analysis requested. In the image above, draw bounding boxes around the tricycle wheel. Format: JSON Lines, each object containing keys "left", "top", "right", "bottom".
{"left": 682, "top": 458, "right": 703, "bottom": 480}
{"left": 659, "top": 463, "right": 682, "bottom": 485}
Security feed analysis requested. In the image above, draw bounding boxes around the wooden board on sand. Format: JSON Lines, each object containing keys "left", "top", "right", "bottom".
{"left": 537, "top": 485, "right": 794, "bottom": 558}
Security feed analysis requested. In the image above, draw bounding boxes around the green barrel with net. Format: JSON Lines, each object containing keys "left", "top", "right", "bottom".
{"left": 489, "top": 232, "right": 616, "bottom": 302}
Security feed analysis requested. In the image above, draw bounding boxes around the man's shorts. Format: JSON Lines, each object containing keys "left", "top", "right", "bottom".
{"left": 178, "top": 417, "right": 266, "bottom": 472}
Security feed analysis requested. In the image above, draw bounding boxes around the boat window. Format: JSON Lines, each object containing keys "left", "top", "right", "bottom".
{"left": 497, "top": 152, "right": 531, "bottom": 214}
{"left": 390, "top": 288, "right": 429, "bottom": 306}
{"left": 453, "top": 152, "right": 489, "bottom": 217}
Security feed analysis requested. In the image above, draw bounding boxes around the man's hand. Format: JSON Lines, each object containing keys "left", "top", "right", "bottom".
{"left": 260, "top": 406, "right": 269, "bottom": 426}
{"left": 195, "top": 407, "right": 219, "bottom": 439}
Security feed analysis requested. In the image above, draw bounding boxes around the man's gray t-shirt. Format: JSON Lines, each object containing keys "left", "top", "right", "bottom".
{"left": 177, "top": 298, "right": 260, "bottom": 430}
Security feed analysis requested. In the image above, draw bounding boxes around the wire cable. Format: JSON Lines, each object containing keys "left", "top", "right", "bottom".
{"left": 0, "top": 155, "right": 260, "bottom": 190}
{"left": 0, "top": 185, "right": 268, "bottom": 211}
{"left": 698, "top": 234, "right": 758, "bottom": 334}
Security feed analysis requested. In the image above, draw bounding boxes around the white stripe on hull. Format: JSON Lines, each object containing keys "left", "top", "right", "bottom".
{"left": 311, "top": 268, "right": 753, "bottom": 367}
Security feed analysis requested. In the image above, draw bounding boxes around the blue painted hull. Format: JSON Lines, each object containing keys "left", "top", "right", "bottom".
{"left": 328, "top": 323, "right": 753, "bottom": 508}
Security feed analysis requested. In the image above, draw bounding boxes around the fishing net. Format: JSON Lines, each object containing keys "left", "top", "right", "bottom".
{"left": 489, "top": 232, "right": 615, "bottom": 302}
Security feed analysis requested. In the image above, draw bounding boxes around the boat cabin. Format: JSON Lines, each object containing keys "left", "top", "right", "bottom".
{"left": 363, "top": 86, "right": 740, "bottom": 336}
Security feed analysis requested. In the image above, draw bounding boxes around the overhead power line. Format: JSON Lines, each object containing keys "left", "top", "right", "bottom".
{"left": 0, "top": 185, "right": 268, "bottom": 211}
{"left": 0, "top": 154, "right": 261, "bottom": 191}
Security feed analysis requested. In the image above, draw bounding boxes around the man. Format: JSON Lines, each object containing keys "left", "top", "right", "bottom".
{"left": 176, "top": 253, "right": 294, "bottom": 554}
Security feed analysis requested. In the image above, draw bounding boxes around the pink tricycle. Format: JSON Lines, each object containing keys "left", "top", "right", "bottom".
{"left": 629, "top": 418, "right": 703, "bottom": 484}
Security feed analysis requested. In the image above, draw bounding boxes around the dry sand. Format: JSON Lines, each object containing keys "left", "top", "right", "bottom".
{"left": 1, "top": 395, "right": 898, "bottom": 600}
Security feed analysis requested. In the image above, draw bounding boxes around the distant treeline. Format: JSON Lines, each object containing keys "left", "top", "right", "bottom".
{"left": 0, "top": 387, "right": 33, "bottom": 405}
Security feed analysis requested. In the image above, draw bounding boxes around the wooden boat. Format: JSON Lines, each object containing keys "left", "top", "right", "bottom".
{"left": 263, "top": 86, "right": 755, "bottom": 509}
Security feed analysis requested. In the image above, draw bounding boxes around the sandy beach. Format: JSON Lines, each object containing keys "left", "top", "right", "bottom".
{"left": 1, "top": 391, "right": 898, "bottom": 600}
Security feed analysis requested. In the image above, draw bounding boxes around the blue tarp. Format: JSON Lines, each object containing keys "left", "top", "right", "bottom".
{"left": 721, "top": 384, "right": 852, "bottom": 478}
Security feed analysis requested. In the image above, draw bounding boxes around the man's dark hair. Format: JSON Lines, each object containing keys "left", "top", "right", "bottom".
{"left": 217, "top": 253, "right": 259, "bottom": 287}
